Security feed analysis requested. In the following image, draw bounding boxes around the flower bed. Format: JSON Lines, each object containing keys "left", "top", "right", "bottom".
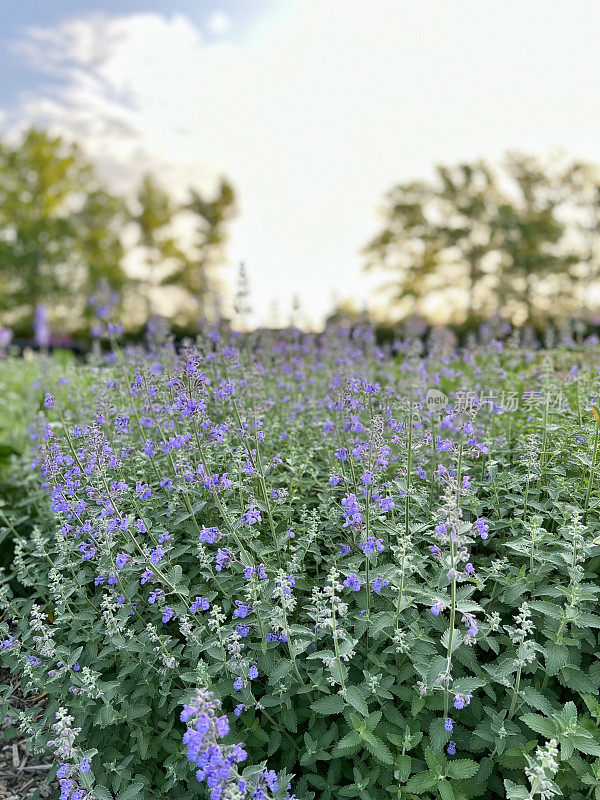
{"left": 1, "top": 326, "right": 600, "bottom": 800}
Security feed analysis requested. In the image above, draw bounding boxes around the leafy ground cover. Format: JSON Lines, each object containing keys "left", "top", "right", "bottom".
{"left": 2, "top": 322, "right": 600, "bottom": 800}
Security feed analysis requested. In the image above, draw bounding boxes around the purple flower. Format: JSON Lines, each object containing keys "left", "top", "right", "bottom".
{"left": 140, "top": 568, "right": 155, "bottom": 585}
{"left": 453, "top": 692, "right": 472, "bottom": 710}
{"left": 241, "top": 507, "right": 261, "bottom": 526}
{"left": 248, "top": 665, "right": 258, "bottom": 679}
{"left": 199, "top": 526, "right": 221, "bottom": 544}
{"left": 444, "top": 717, "right": 453, "bottom": 732}
{"left": 474, "top": 517, "right": 489, "bottom": 540}
{"left": 136, "top": 481, "right": 152, "bottom": 499}
{"left": 343, "top": 573, "right": 362, "bottom": 592}
{"left": 215, "top": 548, "right": 234, "bottom": 572}
{"left": 79, "top": 758, "right": 91, "bottom": 774}
{"left": 341, "top": 493, "right": 362, "bottom": 528}
{"left": 371, "top": 577, "right": 390, "bottom": 594}
{"left": 191, "top": 597, "right": 210, "bottom": 613}
{"left": 162, "top": 606, "right": 175, "bottom": 623}
{"left": 44, "top": 393, "right": 54, "bottom": 408}
{"left": 150, "top": 545, "right": 165, "bottom": 564}
{"left": 234, "top": 601, "right": 252, "bottom": 619}
{"left": 244, "top": 564, "right": 267, "bottom": 580}
{"left": 115, "top": 553, "right": 129, "bottom": 570}
{"left": 359, "top": 537, "right": 384, "bottom": 556}
{"left": 447, "top": 741, "right": 456, "bottom": 756}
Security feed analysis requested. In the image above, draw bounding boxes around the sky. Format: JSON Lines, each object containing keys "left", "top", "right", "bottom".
{"left": 2, "top": 1, "right": 600, "bottom": 328}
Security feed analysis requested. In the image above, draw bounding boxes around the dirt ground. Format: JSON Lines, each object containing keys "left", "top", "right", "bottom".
{"left": 0, "top": 668, "right": 55, "bottom": 800}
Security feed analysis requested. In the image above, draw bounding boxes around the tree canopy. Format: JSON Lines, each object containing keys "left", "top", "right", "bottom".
{"left": 364, "top": 153, "right": 600, "bottom": 325}
{"left": 0, "top": 128, "right": 127, "bottom": 329}
{"left": 0, "top": 128, "right": 237, "bottom": 335}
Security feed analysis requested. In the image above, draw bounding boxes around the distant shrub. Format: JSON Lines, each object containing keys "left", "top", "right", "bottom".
{"left": 2, "top": 329, "right": 600, "bottom": 800}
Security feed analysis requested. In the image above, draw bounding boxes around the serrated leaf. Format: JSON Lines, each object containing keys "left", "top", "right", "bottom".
{"left": 545, "top": 643, "right": 568, "bottom": 676}
{"left": 575, "top": 612, "right": 600, "bottom": 628}
{"left": 267, "top": 659, "right": 293, "bottom": 685}
{"left": 116, "top": 782, "right": 146, "bottom": 800}
{"left": 396, "top": 753, "right": 411, "bottom": 782}
{"left": 446, "top": 759, "right": 479, "bottom": 780}
{"left": 345, "top": 686, "right": 369, "bottom": 717}
{"left": 520, "top": 713, "right": 556, "bottom": 738}
{"left": 405, "top": 772, "right": 438, "bottom": 793}
{"left": 423, "top": 746, "right": 441, "bottom": 774}
{"left": 572, "top": 737, "right": 600, "bottom": 756}
{"left": 310, "top": 694, "right": 344, "bottom": 715}
{"left": 520, "top": 686, "right": 555, "bottom": 717}
{"left": 333, "top": 730, "right": 362, "bottom": 755}
{"left": 438, "top": 779, "right": 454, "bottom": 800}
{"left": 504, "top": 779, "right": 530, "bottom": 800}
{"left": 370, "top": 611, "right": 395, "bottom": 636}
{"left": 429, "top": 717, "right": 451, "bottom": 752}
{"left": 360, "top": 730, "right": 394, "bottom": 765}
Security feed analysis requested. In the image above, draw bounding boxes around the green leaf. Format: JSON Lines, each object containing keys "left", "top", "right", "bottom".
{"left": 333, "top": 730, "right": 362, "bottom": 756}
{"left": 127, "top": 704, "right": 151, "bottom": 720}
{"left": 267, "top": 659, "right": 293, "bottom": 685}
{"left": 345, "top": 686, "right": 369, "bottom": 717}
{"left": 572, "top": 736, "right": 600, "bottom": 756}
{"left": 545, "top": 643, "right": 568, "bottom": 676}
{"left": 423, "top": 746, "right": 441, "bottom": 774}
{"left": 116, "top": 782, "right": 146, "bottom": 800}
{"left": 405, "top": 772, "right": 437, "bottom": 793}
{"left": 360, "top": 730, "right": 394, "bottom": 765}
{"left": 562, "top": 701, "right": 578, "bottom": 725}
{"left": 93, "top": 787, "right": 114, "bottom": 800}
{"left": 521, "top": 713, "right": 556, "bottom": 738}
{"left": 429, "top": 717, "right": 451, "bottom": 752}
{"left": 370, "top": 611, "right": 395, "bottom": 636}
{"left": 396, "top": 753, "right": 411, "bottom": 782}
{"left": 438, "top": 779, "right": 454, "bottom": 800}
{"left": 520, "top": 686, "right": 556, "bottom": 717}
{"left": 446, "top": 759, "right": 479, "bottom": 780}
{"left": 574, "top": 612, "right": 600, "bottom": 628}
{"left": 310, "top": 694, "right": 344, "bottom": 715}
{"left": 504, "top": 779, "right": 531, "bottom": 800}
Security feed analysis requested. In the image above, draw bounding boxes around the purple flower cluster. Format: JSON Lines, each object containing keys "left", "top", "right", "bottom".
{"left": 341, "top": 493, "right": 362, "bottom": 528}
{"left": 180, "top": 689, "right": 291, "bottom": 800}
{"left": 359, "top": 537, "right": 384, "bottom": 556}
{"left": 343, "top": 573, "right": 362, "bottom": 592}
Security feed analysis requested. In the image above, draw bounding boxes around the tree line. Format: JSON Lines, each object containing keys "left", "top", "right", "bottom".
{"left": 364, "top": 153, "right": 600, "bottom": 326}
{"left": 0, "top": 127, "right": 236, "bottom": 336}
{"left": 1, "top": 128, "right": 600, "bottom": 337}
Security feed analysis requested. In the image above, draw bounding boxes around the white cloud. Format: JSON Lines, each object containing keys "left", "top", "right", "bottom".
{"left": 8, "top": 2, "right": 600, "bottom": 326}
{"left": 208, "top": 11, "right": 231, "bottom": 36}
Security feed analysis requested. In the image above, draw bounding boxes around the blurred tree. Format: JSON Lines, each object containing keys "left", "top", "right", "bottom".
{"left": 130, "top": 173, "right": 183, "bottom": 317}
{"left": 0, "top": 127, "right": 127, "bottom": 333}
{"left": 364, "top": 153, "right": 600, "bottom": 325}
{"left": 162, "top": 178, "right": 237, "bottom": 319}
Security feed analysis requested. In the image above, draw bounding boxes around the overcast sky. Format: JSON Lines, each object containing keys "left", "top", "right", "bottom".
{"left": 2, "top": 1, "right": 600, "bottom": 327}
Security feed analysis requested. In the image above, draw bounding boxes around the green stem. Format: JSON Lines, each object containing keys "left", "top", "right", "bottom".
{"left": 583, "top": 420, "right": 600, "bottom": 526}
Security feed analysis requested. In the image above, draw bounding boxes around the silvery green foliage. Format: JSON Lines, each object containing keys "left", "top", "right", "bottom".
{"left": 2, "top": 324, "right": 600, "bottom": 799}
